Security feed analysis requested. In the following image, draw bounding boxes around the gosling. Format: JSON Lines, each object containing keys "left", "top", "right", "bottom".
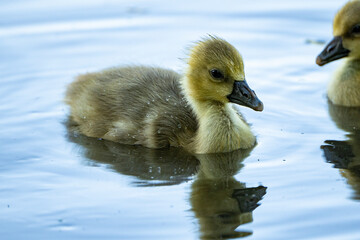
{"left": 316, "top": 0, "right": 360, "bottom": 106}
{"left": 65, "top": 36, "right": 263, "bottom": 154}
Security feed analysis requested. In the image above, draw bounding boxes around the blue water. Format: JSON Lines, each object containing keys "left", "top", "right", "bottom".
{"left": 1, "top": 0, "right": 360, "bottom": 239}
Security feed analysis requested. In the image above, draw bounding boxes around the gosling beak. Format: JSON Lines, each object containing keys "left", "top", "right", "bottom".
{"left": 316, "top": 36, "right": 350, "bottom": 66}
{"left": 227, "top": 80, "right": 263, "bottom": 111}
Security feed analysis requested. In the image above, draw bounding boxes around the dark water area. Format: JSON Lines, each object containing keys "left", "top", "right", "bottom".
{"left": 1, "top": 0, "right": 360, "bottom": 239}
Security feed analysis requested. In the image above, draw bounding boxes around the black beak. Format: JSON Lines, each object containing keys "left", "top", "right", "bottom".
{"left": 316, "top": 36, "right": 350, "bottom": 66}
{"left": 227, "top": 80, "right": 263, "bottom": 111}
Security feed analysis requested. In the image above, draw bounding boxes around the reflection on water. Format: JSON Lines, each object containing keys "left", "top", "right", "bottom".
{"left": 66, "top": 121, "right": 266, "bottom": 239}
{"left": 321, "top": 102, "right": 360, "bottom": 200}
{"left": 191, "top": 151, "right": 266, "bottom": 239}
{"left": 66, "top": 120, "right": 199, "bottom": 187}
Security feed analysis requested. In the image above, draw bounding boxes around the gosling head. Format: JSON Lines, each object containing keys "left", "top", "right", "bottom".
{"left": 317, "top": 0, "right": 360, "bottom": 66}
{"left": 185, "top": 36, "right": 263, "bottom": 111}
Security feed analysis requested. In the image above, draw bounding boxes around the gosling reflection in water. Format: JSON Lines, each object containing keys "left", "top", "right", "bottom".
{"left": 66, "top": 123, "right": 199, "bottom": 186}
{"left": 191, "top": 150, "right": 266, "bottom": 239}
{"left": 66, "top": 122, "right": 266, "bottom": 238}
{"left": 321, "top": 102, "right": 360, "bottom": 199}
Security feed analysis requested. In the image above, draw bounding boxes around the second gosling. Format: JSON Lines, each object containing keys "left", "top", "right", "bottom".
{"left": 65, "top": 36, "right": 263, "bottom": 154}
{"left": 316, "top": 0, "right": 360, "bottom": 106}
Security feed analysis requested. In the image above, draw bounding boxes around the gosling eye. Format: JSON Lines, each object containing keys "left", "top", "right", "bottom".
{"left": 351, "top": 24, "right": 360, "bottom": 35}
{"left": 209, "top": 69, "right": 225, "bottom": 82}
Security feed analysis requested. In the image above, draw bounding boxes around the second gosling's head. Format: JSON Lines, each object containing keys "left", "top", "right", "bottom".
{"left": 317, "top": 0, "right": 360, "bottom": 66}
{"left": 185, "top": 36, "right": 263, "bottom": 111}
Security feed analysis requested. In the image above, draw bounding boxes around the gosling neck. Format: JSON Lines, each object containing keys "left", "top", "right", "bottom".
{"left": 346, "top": 58, "right": 360, "bottom": 73}
{"left": 181, "top": 77, "right": 255, "bottom": 153}
{"left": 328, "top": 58, "right": 360, "bottom": 106}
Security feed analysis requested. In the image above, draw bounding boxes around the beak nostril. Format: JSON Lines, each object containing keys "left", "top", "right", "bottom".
{"left": 327, "top": 45, "right": 335, "bottom": 53}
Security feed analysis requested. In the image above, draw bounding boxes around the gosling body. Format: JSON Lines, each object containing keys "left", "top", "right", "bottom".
{"left": 66, "top": 37, "right": 263, "bottom": 154}
{"left": 66, "top": 66, "right": 197, "bottom": 149}
{"left": 317, "top": 0, "right": 360, "bottom": 106}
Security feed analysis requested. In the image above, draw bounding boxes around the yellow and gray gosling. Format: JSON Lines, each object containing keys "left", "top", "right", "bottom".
{"left": 317, "top": 0, "right": 360, "bottom": 106}
{"left": 65, "top": 36, "right": 263, "bottom": 154}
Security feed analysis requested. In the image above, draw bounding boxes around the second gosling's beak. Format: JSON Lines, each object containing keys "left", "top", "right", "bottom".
{"left": 227, "top": 80, "right": 263, "bottom": 111}
{"left": 316, "top": 36, "right": 350, "bottom": 66}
